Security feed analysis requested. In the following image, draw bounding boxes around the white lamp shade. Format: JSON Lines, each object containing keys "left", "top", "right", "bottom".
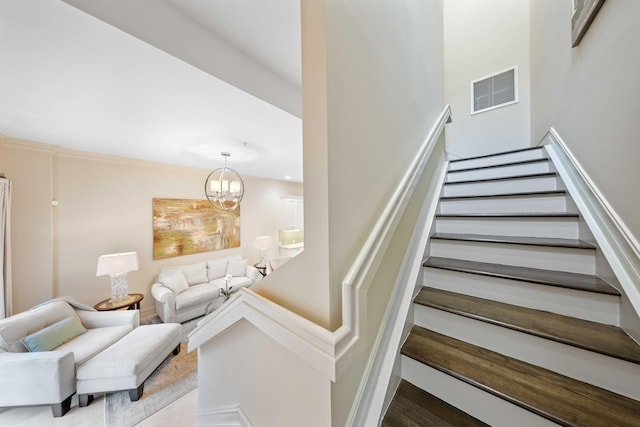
{"left": 254, "top": 236, "right": 273, "bottom": 250}
{"left": 96, "top": 252, "right": 139, "bottom": 276}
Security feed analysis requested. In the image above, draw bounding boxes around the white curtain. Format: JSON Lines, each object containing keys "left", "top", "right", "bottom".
{"left": 0, "top": 177, "right": 11, "bottom": 318}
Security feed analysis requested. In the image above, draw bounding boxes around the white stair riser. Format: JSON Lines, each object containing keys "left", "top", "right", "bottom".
{"left": 439, "top": 194, "right": 568, "bottom": 214}
{"left": 442, "top": 175, "right": 560, "bottom": 197}
{"left": 413, "top": 305, "right": 640, "bottom": 400}
{"left": 449, "top": 149, "right": 547, "bottom": 171}
{"left": 401, "top": 356, "right": 556, "bottom": 427}
{"left": 429, "top": 240, "right": 595, "bottom": 275}
{"left": 423, "top": 267, "right": 620, "bottom": 324}
{"left": 435, "top": 217, "right": 579, "bottom": 239}
{"left": 447, "top": 161, "right": 552, "bottom": 183}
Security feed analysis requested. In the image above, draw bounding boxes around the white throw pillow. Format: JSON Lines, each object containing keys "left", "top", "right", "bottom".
{"left": 159, "top": 269, "right": 189, "bottom": 294}
{"left": 207, "top": 259, "right": 228, "bottom": 281}
{"left": 182, "top": 262, "right": 208, "bottom": 286}
{"left": 227, "top": 258, "right": 247, "bottom": 277}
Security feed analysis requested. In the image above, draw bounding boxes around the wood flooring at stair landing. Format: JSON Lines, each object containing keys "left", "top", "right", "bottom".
{"left": 382, "top": 380, "right": 489, "bottom": 427}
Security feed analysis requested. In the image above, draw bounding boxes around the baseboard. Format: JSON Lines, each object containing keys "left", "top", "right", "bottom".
{"left": 542, "top": 128, "right": 640, "bottom": 343}
{"left": 198, "top": 404, "right": 253, "bottom": 427}
{"left": 140, "top": 306, "right": 157, "bottom": 322}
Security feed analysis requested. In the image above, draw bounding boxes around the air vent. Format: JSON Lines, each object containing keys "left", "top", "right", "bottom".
{"left": 471, "top": 66, "right": 518, "bottom": 114}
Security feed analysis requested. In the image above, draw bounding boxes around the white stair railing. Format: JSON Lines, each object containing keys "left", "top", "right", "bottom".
{"left": 188, "top": 106, "right": 452, "bottom": 424}
{"left": 542, "top": 128, "right": 640, "bottom": 339}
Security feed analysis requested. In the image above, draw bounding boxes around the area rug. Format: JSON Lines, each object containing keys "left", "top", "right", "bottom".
{"left": 105, "top": 316, "right": 201, "bottom": 427}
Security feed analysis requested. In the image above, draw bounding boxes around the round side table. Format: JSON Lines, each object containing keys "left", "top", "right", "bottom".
{"left": 94, "top": 293, "right": 144, "bottom": 311}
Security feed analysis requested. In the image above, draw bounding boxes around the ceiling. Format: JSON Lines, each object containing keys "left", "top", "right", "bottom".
{"left": 0, "top": 0, "right": 303, "bottom": 182}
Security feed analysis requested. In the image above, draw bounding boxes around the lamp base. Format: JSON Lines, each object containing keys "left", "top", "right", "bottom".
{"left": 109, "top": 273, "right": 129, "bottom": 302}
{"left": 259, "top": 249, "right": 268, "bottom": 267}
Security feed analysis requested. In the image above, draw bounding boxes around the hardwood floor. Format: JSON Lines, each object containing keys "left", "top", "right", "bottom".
{"left": 402, "top": 327, "right": 640, "bottom": 427}
{"left": 423, "top": 256, "right": 619, "bottom": 295}
{"left": 440, "top": 190, "right": 567, "bottom": 200}
{"left": 383, "top": 380, "right": 489, "bottom": 427}
{"left": 430, "top": 233, "right": 596, "bottom": 249}
{"left": 415, "top": 287, "right": 640, "bottom": 364}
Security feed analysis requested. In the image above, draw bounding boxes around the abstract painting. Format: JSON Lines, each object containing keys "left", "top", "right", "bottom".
{"left": 152, "top": 198, "right": 240, "bottom": 259}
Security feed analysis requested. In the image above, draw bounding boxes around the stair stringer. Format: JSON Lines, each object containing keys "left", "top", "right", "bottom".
{"left": 348, "top": 149, "right": 449, "bottom": 426}
{"left": 542, "top": 128, "right": 640, "bottom": 343}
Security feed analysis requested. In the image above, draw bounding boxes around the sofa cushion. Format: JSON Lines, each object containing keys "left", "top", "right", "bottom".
{"left": 182, "top": 261, "right": 208, "bottom": 286}
{"left": 0, "top": 301, "right": 77, "bottom": 352}
{"left": 20, "top": 315, "right": 87, "bottom": 352}
{"left": 175, "top": 283, "right": 220, "bottom": 311}
{"left": 227, "top": 258, "right": 247, "bottom": 277}
{"left": 55, "top": 324, "right": 133, "bottom": 366}
{"left": 207, "top": 258, "right": 228, "bottom": 281}
{"left": 158, "top": 269, "right": 189, "bottom": 295}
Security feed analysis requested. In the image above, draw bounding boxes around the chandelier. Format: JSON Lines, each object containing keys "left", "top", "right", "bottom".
{"left": 204, "top": 152, "right": 244, "bottom": 211}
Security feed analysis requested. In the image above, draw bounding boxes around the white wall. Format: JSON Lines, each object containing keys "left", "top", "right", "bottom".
{"left": 444, "top": 0, "right": 531, "bottom": 156}
{"left": 250, "top": 0, "right": 332, "bottom": 329}
{"left": 253, "top": 0, "right": 446, "bottom": 333}
{"left": 196, "top": 319, "right": 331, "bottom": 427}
{"left": 324, "top": 0, "right": 445, "bottom": 424}
{"left": 251, "top": 1, "right": 445, "bottom": 424}
{"left": 325, "top": 0, "right": 445, "bottom": 332}
{"left": 529, "top": 1, "right": 640, "bottom": 253}
{"left": 0, "top": 139, "right": 54, "bottom": 312}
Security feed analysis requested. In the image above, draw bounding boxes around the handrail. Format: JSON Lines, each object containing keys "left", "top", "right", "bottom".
{"left": 189, "top": 105, "right": 452, "bottom": 381}
{"left": 332, "top": 104, "right": 452, "bottom": 375}
{"left": 542, "top": 128, "right": 640, "bottom": 322}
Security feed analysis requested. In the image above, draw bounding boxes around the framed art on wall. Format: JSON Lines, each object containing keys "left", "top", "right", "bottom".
{"left": 571, "top": 0, "right": 606, "bottom": 47}
{"left": 152, "top": 198, "right": 240, "bottom": 259}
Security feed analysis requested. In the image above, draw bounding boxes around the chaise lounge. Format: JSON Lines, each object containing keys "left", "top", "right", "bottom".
{"left": 0, "top": 298, "right": 181, "bottom": 417}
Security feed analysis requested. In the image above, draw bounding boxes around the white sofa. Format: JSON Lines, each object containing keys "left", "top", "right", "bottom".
{"left": 151, "top": 255, "right": 261, "bottom": 323}
{"left": 0, "top": 299, "right": 139, "bottom": 416}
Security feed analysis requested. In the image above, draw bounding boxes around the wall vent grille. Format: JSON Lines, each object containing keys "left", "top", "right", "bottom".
{"left": 471, "top": 66, "right": 518, "bottom": 114}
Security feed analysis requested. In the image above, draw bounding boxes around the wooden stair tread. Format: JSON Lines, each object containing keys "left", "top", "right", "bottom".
{"left": 436, "top": 212, "right": 579, "bottom": 218}
{"left": 382, "top": 380, "right": 489, "bottom": 427}
{"left": 449, "top": 146, "right": 544, "bottom": 163}
{"left": 440, "top": 189, "right": 566, "bottom": 200}
{"left": 431, "top": 233, "right": 596, "bottom": 249}
{"left": 416, "top": 287, "right": 640, "bottom": 364}
{"left": 447, "top": 158, "right": 548, "bottom": 173}
{"left": 444, "top": 172, "right": 557, "bottom": 185}
{"left": 423, "top": 256, "right": 619, "bottom": 295}
{"left": 402, "top": 327, "right": 640, "bottom": 427}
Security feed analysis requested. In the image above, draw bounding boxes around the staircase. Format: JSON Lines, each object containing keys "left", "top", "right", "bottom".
{"left": 382, "top": 147, "right": 640, "bottom": 426}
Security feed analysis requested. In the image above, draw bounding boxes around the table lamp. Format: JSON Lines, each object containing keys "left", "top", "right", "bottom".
{"left": 254, "top": 236, "right": 273, "bottom": 267}
{"left": 96, "top": 252, "right": 139, "bottom": 302}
